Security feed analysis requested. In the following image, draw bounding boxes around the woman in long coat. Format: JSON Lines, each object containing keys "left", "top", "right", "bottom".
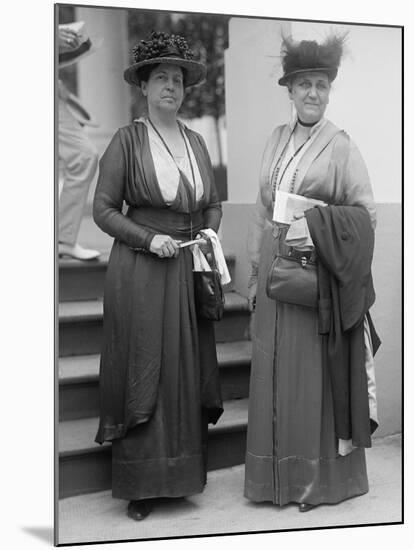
{"left": 244, "top": 34, "right": 379, "bottom": 512}
{"left": 93, "top": 31, "right": 223, "bottom": 520}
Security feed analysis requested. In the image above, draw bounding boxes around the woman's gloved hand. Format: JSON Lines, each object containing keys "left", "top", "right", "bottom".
{"left": 58, "top": 26, "right": 82, "bottom": 52}
{"left": 194, "top": 231, "right": 210, "bottom": 255}
{"left": 247, "top": 274, "right": 258, "bottom": 340}
{"left": 285, "top": 216, "right": 314, "bottom": 251}
{"left": 247, "top": 270, "right": 258, "bottom": 313}
{"left": 248, "top": 283, "right": 257, "bottom": 313}
{"left": 150, "top": 234, "right": 181, "bottom": 258}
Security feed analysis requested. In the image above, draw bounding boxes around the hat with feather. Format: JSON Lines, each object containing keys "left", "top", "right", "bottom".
{"left": 124, "top": 31, "right": 206, "bottom": 88}
{"left": 278, "top": 34, "right": 346, "bottom": 86}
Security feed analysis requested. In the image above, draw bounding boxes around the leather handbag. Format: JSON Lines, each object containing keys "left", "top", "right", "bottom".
{"left": 193, "top": 236, "right": 225, "bottom": 321}
{"left": 266, "top": 248, "right": 318, "bottom": 308}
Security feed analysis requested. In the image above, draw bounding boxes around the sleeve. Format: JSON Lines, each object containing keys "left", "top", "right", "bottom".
{"left": 197, "top": 134, "right": 222, "bottom": 232}
{"left": 247, "top": 130, "right": 278, "bottom": 275}
{"left": 203, "top": 177, "right": 222, "bottom": 232}
{"left": 340, "top": 138, "right": 377, "bottom": 229}
{"left": 247, "top": 191, "right": 269, "bottom": 278}
{"left": 285, "top": 216, "right": 314, "bottom": 250}
{"left": 93, "top": 130, "right": 156, "bottom": 250}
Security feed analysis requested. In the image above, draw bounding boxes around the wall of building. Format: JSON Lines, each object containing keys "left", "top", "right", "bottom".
{"left": 223, "top": 18, "right": 402, "bottom": 437}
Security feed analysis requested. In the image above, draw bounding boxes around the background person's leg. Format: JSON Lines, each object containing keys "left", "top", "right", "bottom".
{"left": 58, "top": 99, "right": 100, "bottom": 259}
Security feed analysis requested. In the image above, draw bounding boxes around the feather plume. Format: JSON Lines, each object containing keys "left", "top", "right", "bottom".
{"left": 280, "top": 32, "right": 348, "bottom": 83}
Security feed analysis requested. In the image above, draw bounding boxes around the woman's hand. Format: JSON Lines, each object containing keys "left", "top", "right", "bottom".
{"left": 194, "top": 231, "right": 210, "bottom": 255}
{"left": 58, "top": 26, "right": 82, "bottom": 52}
{"left": 247, "top": 279, "right": 258, "bottom": 313}
{"left": 247, "top": 267, "right": 258, "bottom": 313}
{"left": 292, "top": 211, "right": 305, "bottom": 220}
{"left": 149, "top": 234, "right": 180, "bottom": 258}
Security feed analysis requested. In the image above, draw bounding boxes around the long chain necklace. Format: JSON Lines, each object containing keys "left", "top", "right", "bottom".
{"left": 271, "top": 124, "right": 312, "bottom": 198}
{"left": 148, "top": 117, "right": 197, "bottom": 238}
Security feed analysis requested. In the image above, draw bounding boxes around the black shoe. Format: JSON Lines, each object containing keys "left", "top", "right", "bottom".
{"left": 127, "top": 500, "right": 152, "bottom": 521}
{"left": 299, "top": 503, "right": 316, "bottom": 512}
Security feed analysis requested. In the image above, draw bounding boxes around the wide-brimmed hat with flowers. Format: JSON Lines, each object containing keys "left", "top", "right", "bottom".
{"left": 124, "top": 31, "right": 206, "bottom": 88}
{"left": 278, "top": 34, "right": 346, "bottom": 86}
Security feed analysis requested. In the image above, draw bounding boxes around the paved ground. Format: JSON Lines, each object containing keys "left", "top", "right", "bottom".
{"left": 57, "top": 434, "right": 402, "bottom": 545}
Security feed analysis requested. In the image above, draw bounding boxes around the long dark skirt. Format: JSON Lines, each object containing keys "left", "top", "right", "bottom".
{"left": 97, "top": 237, "right": 220, "bottom": 501}
{"left": 244, "top": 225, "right": 368, "bottom": 505}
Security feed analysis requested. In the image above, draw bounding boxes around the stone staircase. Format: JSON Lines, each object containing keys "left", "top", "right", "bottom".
{"left": 58, "top": 241, "right": 252, "bottom": 499}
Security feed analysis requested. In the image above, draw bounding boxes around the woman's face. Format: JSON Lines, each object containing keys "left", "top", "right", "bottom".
{"left": 141, "top": 64, "right": 185, "bottom": 115}
{"left": 288, "top": 71, "right": 331, "bottom": 124}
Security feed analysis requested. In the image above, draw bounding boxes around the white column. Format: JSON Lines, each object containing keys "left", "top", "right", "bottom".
{"left": 75, "top": 6, "right": 131, "bottom": 157}
{"left": 225, "top": 18, "right": 291, "bottom": 204}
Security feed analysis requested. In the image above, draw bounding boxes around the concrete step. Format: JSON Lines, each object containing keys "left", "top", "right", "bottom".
{"left": 58, "top": 254, "right": 109, "bottom": 303}
{"left": 59, "top": 398, "right": 248, "bottom": 498}
{"left": 59, "top": 252, "right": 236, "bottom": 302}
{"left": 58, "top": 291, "right": 250, "bottom": 357}
{"left": 59, "top": 341, "right": 252, "bottom": 420}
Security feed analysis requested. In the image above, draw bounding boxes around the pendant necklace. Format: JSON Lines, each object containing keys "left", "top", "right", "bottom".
{"left": 148, "top": 118, "right": 197, "bottom": 238}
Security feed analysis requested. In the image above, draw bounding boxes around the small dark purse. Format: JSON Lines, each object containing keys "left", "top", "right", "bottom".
{"left": 193, "top": 236, "right": 225, "bottom": 321}
{"left": 266, "top": 248, "right": 318, "bottom": 308}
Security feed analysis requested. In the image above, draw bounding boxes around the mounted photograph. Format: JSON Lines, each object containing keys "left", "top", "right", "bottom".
{"left": 55, "top": 2, "right": 403, "bottom": 546}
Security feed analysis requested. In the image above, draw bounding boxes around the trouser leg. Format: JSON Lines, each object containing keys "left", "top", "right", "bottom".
{"left": 58, "top": 99, "right": 99, "bottom": 245}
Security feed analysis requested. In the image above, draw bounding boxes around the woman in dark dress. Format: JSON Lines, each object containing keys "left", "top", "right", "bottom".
{"left": 93, "top": 31, "right": 223, "bottom": 521}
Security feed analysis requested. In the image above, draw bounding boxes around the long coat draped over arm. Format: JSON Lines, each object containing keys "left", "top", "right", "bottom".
{"left": 306, "top": 205, "right": 380, "bottom": 447}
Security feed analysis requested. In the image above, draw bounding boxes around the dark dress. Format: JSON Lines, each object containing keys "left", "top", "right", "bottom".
{"left": 93, "top": 120, "right": 223, "bottom": 500}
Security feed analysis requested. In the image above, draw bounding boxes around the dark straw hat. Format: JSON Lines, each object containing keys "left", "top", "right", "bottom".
{"left": 124, "top": 31, "right": 206, "bottom": 88}
{"left": 278, "top": 34, "right": 346, "bottom": 86}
